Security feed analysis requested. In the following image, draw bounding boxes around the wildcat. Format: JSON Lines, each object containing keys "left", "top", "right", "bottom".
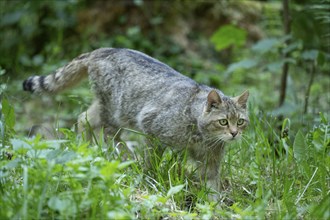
{"left": 23, "top": 48, "right": 249, "bottom": 195}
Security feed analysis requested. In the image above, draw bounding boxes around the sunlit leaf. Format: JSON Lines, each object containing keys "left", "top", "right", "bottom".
{"left": 166, "top": 184, "right": 185, "bottom": 197}
{"left": 293, "top": 130, "right": 308, "bottom": 162}
{"left": 210, "top": 25, "right": 247, "bottom": 51}
{"left": 312, "top": 129, "right": 324, "bottom": 151}
{"left": 100, "top": 161, "right": 120, "bottom": 179}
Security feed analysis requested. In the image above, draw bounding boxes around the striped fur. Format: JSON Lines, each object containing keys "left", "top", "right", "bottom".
{"left": 23, "top": 52, "right": 90, "bottom": 94}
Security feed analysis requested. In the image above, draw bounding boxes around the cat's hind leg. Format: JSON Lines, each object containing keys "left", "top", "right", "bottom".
{"left": 77, "top": 100, "right": 121, "bottom": 142}
{"left": 77, "top": 100, "right": 103, "bottom": 140}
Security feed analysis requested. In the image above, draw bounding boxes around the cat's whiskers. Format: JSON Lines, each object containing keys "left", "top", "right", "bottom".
{"left": 203, "top": 135, "right": 226, "bottom": 150}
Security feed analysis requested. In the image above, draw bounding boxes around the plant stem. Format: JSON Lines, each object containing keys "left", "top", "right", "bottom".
{"left": 304, "top": 63, "right": 316, "bottom": 114}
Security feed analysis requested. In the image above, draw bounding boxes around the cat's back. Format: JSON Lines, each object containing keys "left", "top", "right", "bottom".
{"left": 90, "top": 48, "right": 197, "bottom": 88}
{"left": 96, "top": 48, "right": 177, "bottom": 74}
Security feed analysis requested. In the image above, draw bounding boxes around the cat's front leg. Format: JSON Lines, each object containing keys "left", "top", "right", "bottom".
{"left": 206, "top": 172, "right": 221, "bottom": 202}
{"left": 189, "top": 143, "right": 225, "bottom": 202}
{"left": 203, "top": 147, "right": 225, "bottom": 202}
{"left": 205, "top": 159, "right": 221, "bottom": 191}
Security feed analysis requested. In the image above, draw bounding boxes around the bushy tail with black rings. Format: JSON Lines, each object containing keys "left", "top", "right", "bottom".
{"left": 23, "top": 52, "right": 91, "bottom": 94}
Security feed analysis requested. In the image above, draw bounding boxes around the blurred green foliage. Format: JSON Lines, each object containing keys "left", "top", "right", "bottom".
{"left": 0, "top": 0, "right": 328, "bottom": 131}
{"left": 0, "top": 0, "right": 83, "bottom": 75}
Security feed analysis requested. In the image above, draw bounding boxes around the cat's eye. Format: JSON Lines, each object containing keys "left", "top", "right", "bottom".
{"left": 237, "top": 118, "right": 245, "bottom": 126}
{"left": 219, "top": 119, "right": 228, "bottom": 126}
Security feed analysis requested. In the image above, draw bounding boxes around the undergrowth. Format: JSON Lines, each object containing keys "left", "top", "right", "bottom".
{"left": 0, "top": 97, "right": 329, "bottom": 219}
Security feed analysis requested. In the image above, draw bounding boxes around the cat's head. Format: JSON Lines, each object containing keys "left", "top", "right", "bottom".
{"left": 198, "top": 90, "right": 249, "bottom": 143}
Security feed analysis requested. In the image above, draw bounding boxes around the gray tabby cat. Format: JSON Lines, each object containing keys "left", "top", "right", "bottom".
{"left": 23, "top": 48, "right": 249, "bottom": 195}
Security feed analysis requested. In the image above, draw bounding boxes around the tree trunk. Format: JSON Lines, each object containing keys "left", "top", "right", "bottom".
{"left": 279, "top": 0, "right": 292, "bottom": 107}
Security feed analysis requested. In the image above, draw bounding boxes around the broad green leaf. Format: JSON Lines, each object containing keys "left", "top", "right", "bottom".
{"left": 11, "top": 138, "right": 31, "bottom": 150}
{"left": 267, "top": 61, "right": 284, "bottom": 72}
{"left": 293, "top": 130, "right": 308, "bottom": 162}
{"left": 252, "top": 38, "right": 278, "bottom": 54}
{"left": 100, "top": 161, "right": 120, "bottom": 179}
{"left": 46, "top": 149, "right": 62, "bottom": 161}
{"left": 308, "top": 117, "right": 329, "bottom": 152}
{"left": 210, "top": 25, "right": 247, "bottom": 51}
{"left": 226, "top": 59, "right": 258, "bottom": 74}
{"left": 0, "top": 10, "right": 24, "bottom": 27}
{"left": 48, "top": 196, "right": 71, "bottom": 212}
{"left": 301, "top": 50, "right": 319, "bottom": 61}
{"left": 166, "top": 184, "right": 185, "bottom": 197}
{"left": 266, "top": 58, "right": 296, "bottom": 72}
{"left": 55, "top": 151, "right": 77, "bottom": 164}
{"left": 282, "top": 41, "right": 302, "bottom": 54}
{"left": 4, "top": 158, "right": 22, "bottom": 169}
{"left": 283, "top": 57, "right": 297, "bottom": 64}
{"left": 312, "top": 129, "right": 324, "bottom": 151}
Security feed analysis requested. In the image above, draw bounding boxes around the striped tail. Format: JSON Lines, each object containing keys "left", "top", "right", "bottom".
{"left": 23, "top": 52, "right": 91, "bottom": 94}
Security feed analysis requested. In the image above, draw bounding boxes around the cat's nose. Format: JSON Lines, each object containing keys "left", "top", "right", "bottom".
{"left": 231, "top": 131, "right": 238, "bottom": 137}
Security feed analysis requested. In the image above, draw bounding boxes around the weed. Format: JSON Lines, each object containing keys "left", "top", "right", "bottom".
{"left": 1, "top": 98, "right": 329, "bottom": 219}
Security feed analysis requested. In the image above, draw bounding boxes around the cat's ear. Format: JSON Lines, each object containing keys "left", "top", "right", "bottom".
{"left": 206, "top": 90, "right": 222, "bottom": 112}
{"left": 233, "top": 90, "right": 249, "bottom": 109}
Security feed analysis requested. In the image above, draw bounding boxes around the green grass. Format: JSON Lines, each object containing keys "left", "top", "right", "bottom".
{"left": 0, "top": 97, "right": 329, "bottom": 219}
{"left": 1, "top": 0, "right": 329, "bottom": 218}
